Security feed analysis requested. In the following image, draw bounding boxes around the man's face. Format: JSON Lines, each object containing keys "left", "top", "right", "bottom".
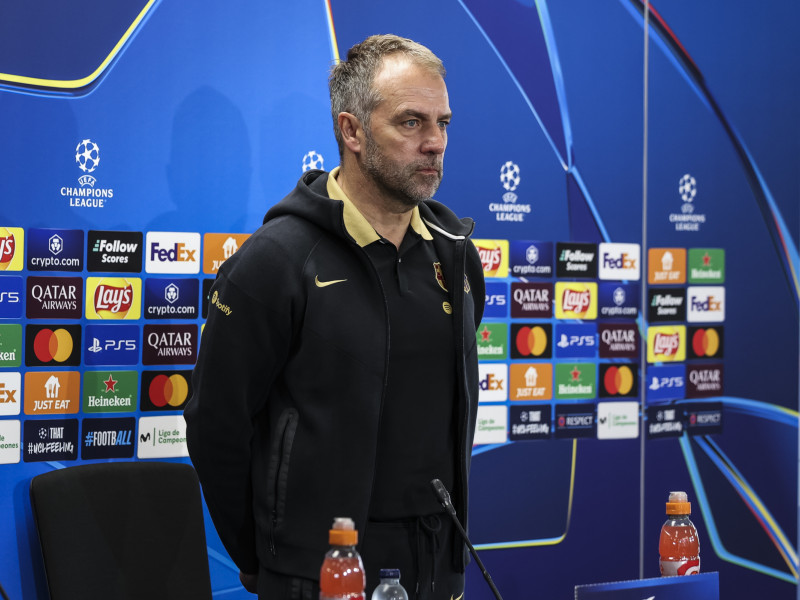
{"left": 359, "top": 56, "right": 451, "bottom": 209}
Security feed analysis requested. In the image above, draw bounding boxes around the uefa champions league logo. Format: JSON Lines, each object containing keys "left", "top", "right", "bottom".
{"left": 500, "top": 161, "right": 520, "bottom": 202}
{"left": 76, "top": 139, "right": 100, "bottom": 174}
{"left": 62, "top": 138, "right": 115, "bottom": 208}
{"left": 302, "top": 150, "right": 324, "bottom": 172}
{"left": 489, "top": 160, "right": 531, "bottom": 222}
{"left": 679, "top": 173, "right": 696, "bottom": 213}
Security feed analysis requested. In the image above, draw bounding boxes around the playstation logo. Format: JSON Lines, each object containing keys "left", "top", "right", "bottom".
{"left": 88, "top": 338, "right": 103, "bottom": 353}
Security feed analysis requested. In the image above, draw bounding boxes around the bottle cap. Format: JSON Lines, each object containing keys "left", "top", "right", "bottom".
{"left": 379, "top": 569, "right": 401, "bottom": 579}
{"left": 665, "top": 490, "right": 691, "bottom": 515}
{"left": 329, "top": 517, "right": 358, "bottom": 545}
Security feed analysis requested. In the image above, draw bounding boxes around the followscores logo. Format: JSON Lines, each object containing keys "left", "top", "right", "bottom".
{"left": 87, "top": 230, "right": 143, "bottom": 272}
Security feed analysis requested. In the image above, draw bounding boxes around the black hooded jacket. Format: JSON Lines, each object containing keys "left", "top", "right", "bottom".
{"left": 185, "top": 169, "right": 485, "bottom": 580}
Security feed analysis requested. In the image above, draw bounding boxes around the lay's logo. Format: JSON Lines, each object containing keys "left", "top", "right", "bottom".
{"left": 0, "top": 227, "right": 24, "bottom": 271}
{"left": 86, "top": 277, "right": 142, "bottom": 320}
{"left": 473, "top": 239, "right": 509, "bottom": 278}
{"left": 555, "top": 282, "right": 597, "bottom": 320}
{"left": 647, "top": 325, "right": 686, "bottom": 363}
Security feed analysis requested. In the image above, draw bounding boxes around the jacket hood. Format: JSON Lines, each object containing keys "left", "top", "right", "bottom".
{"left": 263, "top": 169, "right": 475, "bottom": 241}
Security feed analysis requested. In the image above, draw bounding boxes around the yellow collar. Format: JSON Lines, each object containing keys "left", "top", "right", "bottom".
{"left": 326, "top": 166, "right": 433, "bottom": 247}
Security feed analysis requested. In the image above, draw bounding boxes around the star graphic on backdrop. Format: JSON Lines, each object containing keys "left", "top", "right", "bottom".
{"left": 702, "top": 252, "right": 711, "bottom": 266}
{"left": 570, "top": 366, "right": 582, "bottom": 381}
{"left": 104, "top": 374, "right": 117, "bottom": 393}
{"left": 480, "top": 326, "right": 492, "bottom": 342}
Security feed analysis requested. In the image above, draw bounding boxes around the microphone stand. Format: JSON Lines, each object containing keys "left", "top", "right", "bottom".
{"left": 431, "top": 478, "right": 504, "bottom": 600}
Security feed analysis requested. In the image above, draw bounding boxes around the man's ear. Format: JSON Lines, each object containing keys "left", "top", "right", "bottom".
{"left": 338, "top": 112, "right": 363, "bottom": 154}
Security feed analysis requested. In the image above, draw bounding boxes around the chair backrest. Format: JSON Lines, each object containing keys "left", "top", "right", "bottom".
{"left": 30, "top": 461, "right": 213, "bottom": 600}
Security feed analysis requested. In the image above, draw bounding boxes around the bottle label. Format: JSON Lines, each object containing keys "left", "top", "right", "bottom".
{"left": 660, "top": 558, "right": 700, "bottom": 576}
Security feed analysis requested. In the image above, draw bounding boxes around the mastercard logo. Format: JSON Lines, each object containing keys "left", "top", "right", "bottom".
{"left": 33, "top": 328, "right": 74, "bottom": 363}
{"left": 691, "top": 327, "right": 721, "bottom": 357}
{"left": 515, "top": 325, "right": 549, "bottom": 357}
{"left": 603, "top": 365, "right": 635, "bottom": 396}
{"left": 148, "top": 373, "right": 189, "bottom": 408}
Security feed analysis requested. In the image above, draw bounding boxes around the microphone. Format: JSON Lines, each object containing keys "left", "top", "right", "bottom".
{"left": 430, "top": 478, "right": 504, "bottom": 600}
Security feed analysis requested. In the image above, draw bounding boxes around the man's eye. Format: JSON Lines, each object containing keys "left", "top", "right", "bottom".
{"left": 404, "top": 120, "right": 419, "bottom": 127}
{"left": 438, "top": 121, "right": 450, "bottom": 129}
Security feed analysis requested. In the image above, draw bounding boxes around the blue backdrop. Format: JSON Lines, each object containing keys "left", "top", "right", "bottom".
{"left": 0, "top": 1, "right": 797, "bottom": 599}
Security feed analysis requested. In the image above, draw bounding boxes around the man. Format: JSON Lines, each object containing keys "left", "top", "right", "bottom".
{"left": 185, "top": 34, "right": 484, "bottom": 600}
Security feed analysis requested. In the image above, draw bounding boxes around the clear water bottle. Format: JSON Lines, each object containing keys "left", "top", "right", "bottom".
{"left": 320, "top": 517, "right": 366, "bottom": 600}
{"left": 370, "top": 569, "right": 408, "bottom": 600}
{"left": 659, "top": 491, "right": 700, "bottom": 576}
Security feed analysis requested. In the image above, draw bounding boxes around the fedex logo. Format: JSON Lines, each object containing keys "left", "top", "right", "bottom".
{"left": 598, "top": 243, "right": 640, "bottom": 281}
{"left": 687, "top": 286, "right": 725, "bottom": 322}
{"left": 478, "top": 363, "right": 507, "bottom": 403}
{"left": 145, "top": 232, "right": 200, "bottom": 274}
{"left": 0, "top": 373, "right": 21, "bottom": 416}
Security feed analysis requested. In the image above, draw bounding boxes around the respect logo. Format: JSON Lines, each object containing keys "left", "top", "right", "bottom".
{"left": 85, "top": 277, "right": 142, "bottom": 320}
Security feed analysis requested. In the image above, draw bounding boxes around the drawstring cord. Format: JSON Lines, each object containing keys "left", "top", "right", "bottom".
{"left": 414, "top": 514, "right": 442, "bottom": 599}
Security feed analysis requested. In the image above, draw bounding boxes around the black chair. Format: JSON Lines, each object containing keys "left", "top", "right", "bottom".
{"left": 30, "top": 461, "right": 213, "bottom": 600}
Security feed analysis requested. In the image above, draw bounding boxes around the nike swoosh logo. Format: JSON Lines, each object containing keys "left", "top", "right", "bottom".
{"left": 315, "top": 275, "right": 347, "bottom": 288}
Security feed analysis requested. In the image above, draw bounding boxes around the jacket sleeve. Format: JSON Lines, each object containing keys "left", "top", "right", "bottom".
{"left": 466, "top": 239, "right": 486, "bottom": 330}
{"left": 184, "top": 262, "right": 295, "bottom": 574}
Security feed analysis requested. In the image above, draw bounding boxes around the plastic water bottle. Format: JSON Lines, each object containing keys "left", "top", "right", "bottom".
{"left": 320, "top": 517, "right": 366, "bottom": 600}
{"left": 370, "top": 569, "right": 409, "bottom": 600}
{"left": 659, "top": 491, "right": 700, "bottom": 576}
